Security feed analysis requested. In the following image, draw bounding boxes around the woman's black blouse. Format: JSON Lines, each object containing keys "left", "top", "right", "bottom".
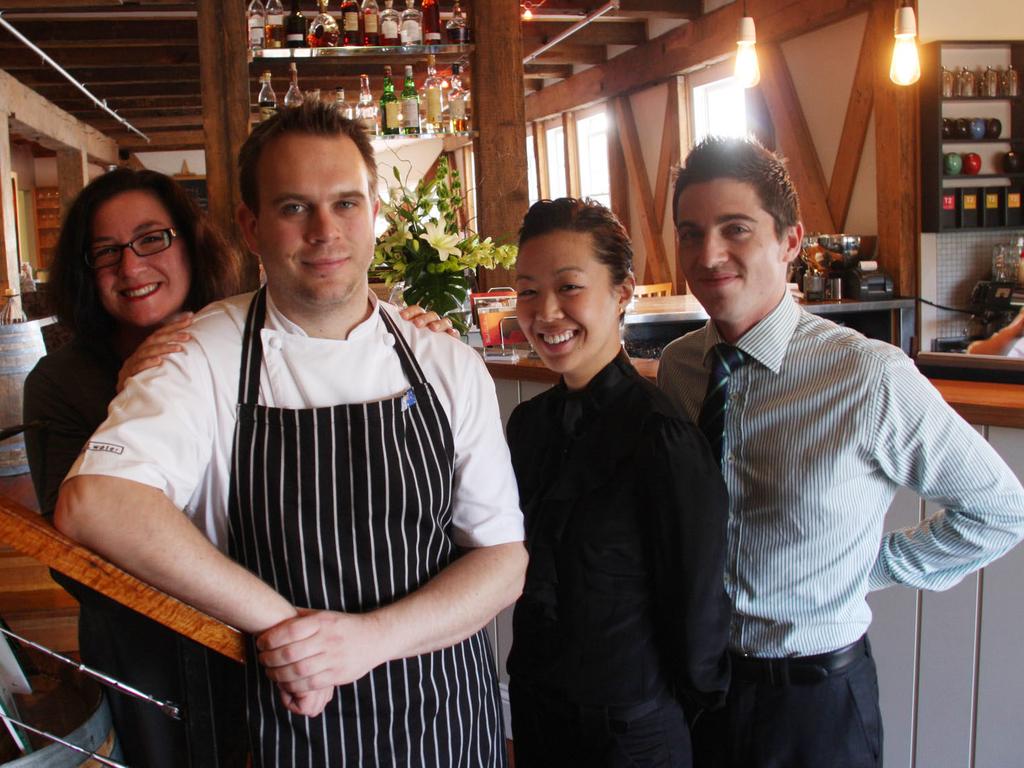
{"left": 505, "top": 352, "right": 730, "bottom": 711}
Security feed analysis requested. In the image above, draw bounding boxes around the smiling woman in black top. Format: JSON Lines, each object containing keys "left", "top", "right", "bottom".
{"left": 506, "top": 198, "right": 730, "bottom": 767}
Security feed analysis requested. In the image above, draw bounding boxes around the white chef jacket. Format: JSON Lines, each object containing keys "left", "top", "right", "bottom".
{"left": 69, "top": 290, "right": 524, "bottom": 553}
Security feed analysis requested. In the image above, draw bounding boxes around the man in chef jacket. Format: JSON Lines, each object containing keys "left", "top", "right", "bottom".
{"left": 56, "top": 101, "right": 526, "bottom": 766}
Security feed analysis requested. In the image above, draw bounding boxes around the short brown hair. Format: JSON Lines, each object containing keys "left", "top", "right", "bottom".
{"left": 672, "top": 137, "right": 801, "bottom": 238}
{"left": 518, "top": 198, "right": 634, "bottom": 286}
{"left": 238, "top": 100, "right": 378, "bottom": 213}
{"left": 51, "top": 168, "right": 242, "bottom": 352}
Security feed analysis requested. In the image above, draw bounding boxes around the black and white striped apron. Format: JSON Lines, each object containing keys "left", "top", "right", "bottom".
{"left": 227, "top": 289, "right": 506, "bottom": 767}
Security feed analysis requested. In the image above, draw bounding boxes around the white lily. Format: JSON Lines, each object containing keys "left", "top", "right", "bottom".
{"left": 420, "top": 220, "right": 462, "bottom": 262}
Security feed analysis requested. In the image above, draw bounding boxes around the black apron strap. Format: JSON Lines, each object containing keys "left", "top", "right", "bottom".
{"left": 378, "top": 305, "right": 430, "bottom": 389}
{"left": 238, "top": 288, "right": 267, "bottom": 407}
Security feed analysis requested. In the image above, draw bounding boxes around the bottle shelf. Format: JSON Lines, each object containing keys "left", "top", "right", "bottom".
{"left": 941, "top": 138, "right": 1016, "bottom": 144}
{"left": 942, "top": 173, "right": 1024, "bottom": 180}
{"left": 254, "top": 43, "right": 472, "bottom": 60}
{"left": 941, "top": 96, "right": 1021, "bottom": 103}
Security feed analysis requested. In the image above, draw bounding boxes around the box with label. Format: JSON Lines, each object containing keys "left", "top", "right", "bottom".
{"left": 470, "top": 290, "right": 527, "bottom": 348}
{"left": 940, "top": 189, "right": 959, "bottom": 229}
{"left": 1006, "top": 186, "right": 1023, "bottom": 228}
{"left": 982, "top": 188, "right": 1005, "bottom": 228}
{"left": 959, "top": 188, "right": 981, "bottom": 228}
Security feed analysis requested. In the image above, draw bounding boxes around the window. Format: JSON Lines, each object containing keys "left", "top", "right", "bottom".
{"left": 576, "top": 110, "right": 610, "bottom": 207}
{"left": 691, "top": 73, "right": 747, "bottom": 143}
{"left": 526, "top": 133, "right": 539, "bottom": 206}
{"left": 545, "top": 123, "right": 567, "bottom": 200}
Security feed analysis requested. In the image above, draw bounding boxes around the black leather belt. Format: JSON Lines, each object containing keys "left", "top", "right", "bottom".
{"left": 516, "top": 679, "right": 668, "bottom": 734}
{"left": 729, "top": 636, "right": 868, "bottom": 686}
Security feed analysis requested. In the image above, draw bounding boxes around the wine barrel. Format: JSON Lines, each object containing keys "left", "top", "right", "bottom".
{"left": 0, "top": 322, "right": 47, "bottom": 477}
{"left": 2, "top": 693, "right": 119, "bottom": 767}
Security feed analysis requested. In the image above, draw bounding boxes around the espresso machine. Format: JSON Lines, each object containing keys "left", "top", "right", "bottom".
{"left": 797, "top": 235, "right": 895, "bottom": 301}
{"left": 969, "top": 240, "right": 1024, "bottom": 338}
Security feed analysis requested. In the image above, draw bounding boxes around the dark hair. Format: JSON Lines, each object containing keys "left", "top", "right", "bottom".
{"left": 518, "top": 197, "right": 634, "bottom": 286}
{"left": 50, "top": 168, "right": 243, "bottom": 351}
{"left": 238, "top": 100, "right": 378, "bottom": 213}
{"left": 672, "top": 136, "right": 801, "bottom": 238}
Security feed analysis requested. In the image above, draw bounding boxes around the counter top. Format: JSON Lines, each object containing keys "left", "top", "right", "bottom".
{"left": 623, "top": 294, "right": 915, "bottom": 325}
{"left": 486, "top": 355, "right": 1024, "bottom": 429}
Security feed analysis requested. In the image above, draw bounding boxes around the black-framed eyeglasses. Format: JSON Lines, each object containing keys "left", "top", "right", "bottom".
{"left": 84, "top": 227, "right": 178, "bottom": 270}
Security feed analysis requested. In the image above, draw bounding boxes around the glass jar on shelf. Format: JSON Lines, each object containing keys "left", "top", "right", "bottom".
{"left": 1004, "top": 65, "right": 1019, "bottom": 97}
{"left": 983, "top": 66, "right": 1000, "bottom": 98}
{"left": 957, "top": 66, "right": 975, "bottom": 97}
{"left": 941, "top": 67, "right": 955, "bottom": 98}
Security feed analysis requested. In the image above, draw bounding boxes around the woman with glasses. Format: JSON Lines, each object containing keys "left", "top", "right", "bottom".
{"left": 23, "top": 168, "right": 245, "bottom": 767}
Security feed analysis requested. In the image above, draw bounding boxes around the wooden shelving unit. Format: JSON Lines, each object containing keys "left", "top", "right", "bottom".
{"left": 32, "top": 187, "right": 60, "bottom": 272}
{"left": 920, "top": 41, "right": 1024, "bottom": 232}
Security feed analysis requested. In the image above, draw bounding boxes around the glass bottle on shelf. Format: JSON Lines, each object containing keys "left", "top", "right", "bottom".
{"left": 421, "top": 0, "right": 441, "bottom": 44}
{"left": 264, "top": 0, "right": 286, "bottom": 48}
{"left": 284, "top": 62, "right": 304, "bottom": 107}
{"left": 340, "top": 0, "right": 361, "bottom": 46}
{"left": 983, "top": 66, "right": 1000, "bottom": 98}
{"left": 257, "top": 71, "right": 277, "bottom": 121}
{"left": 308, "top": 0, "right": 340, "bottom": 47}
{"left": 379, "top": 0, "right": 401, "bottom": 45}
{"left": 446, "top": 0, "right": 470, "bottom": 44}
{"left": 361, "top": 0, "right": 380, "bottom": 45}
{"left": 957, "top": 66, "right": 975, "bottom": 98}
{"left": 940, "top": 66, "right": 954, "bottom": 98}
{"left": 1005, "top": 65, "right": 1020, "bottom": 97}
{"left": 448, "top": 62, "right": 469, "bottom": 132}
{"left": 285, "top": 0, "right": 307, "bottom": 48}
{"left": 400, "top": 65, "right": 420, "bottom": 135}
{"left": 247, "top": 0, "right": 266, "bottom": 54}
{"left": 356, "top": 73, "right": 379, "bottom": 134}
{"left": 380, "top": 65, "right": 401, "bottom": 135}
{"left": 422, "top": 54, "right": 444, "bottom": 134}
{"left": 400, "top": 0, "right": 423, "bottom": 45}
{"left": 335, "top": 88, "right": 356, "bottom": 119}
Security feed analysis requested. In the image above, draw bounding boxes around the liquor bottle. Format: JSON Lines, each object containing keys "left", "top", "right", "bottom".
{"left": 380, "top": 65, "right": 400, "bottom": 135}
{"left": 422, "top": 54, "right": 444, "bottom": 134}
{"left": 308, "top": 0, "right": 340, "bottom": 47}
{"left": 448, "top": 62, "right": 469, "bottom": 132}
{"left": 379, "top": 0, "right": 400, "bottom": 45}
{"left": 445, "top": 0, "right": 470, "bottom": 44}
{"left": 285, "top": 0, "right": 307, "bottom": 48}
{"left": 361, "top": 0, "right": 380, "bottom": 45}
{"left": 421, "top": 0, "right": 441, "bottom": 44}
{"left": 257, "top": 71, "right": 277, "bottom": 121}
{"left": 399, "top": 0, "right": 422, "bottom": 45}
{"left": 335, "top": 87, "right": 356, "bottom": 119}
{"left": 400, "top": 64, "right": 420, "bottom": 135}
{"left": 356, "top": 73, "right": 379, "bottom": 134}
{"left": 339, "top": 0, "right": 361, "bottom": 46}
{"left": 247, "top": 0, "right": 266, "bottom": 54}
{"left": 264, "top": 0, "right": 286, "bottom": 48}
{"left": 284, "top": 62, "right": 304, "bottom": 107}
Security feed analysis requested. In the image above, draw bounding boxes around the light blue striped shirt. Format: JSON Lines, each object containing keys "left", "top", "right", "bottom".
{"left": 658, "top": 295, "right": 1024, "bottom": 657}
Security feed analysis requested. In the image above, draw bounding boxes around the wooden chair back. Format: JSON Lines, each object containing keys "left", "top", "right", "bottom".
{"left": 633, "top": 282, "right": 673, "bottom": 298}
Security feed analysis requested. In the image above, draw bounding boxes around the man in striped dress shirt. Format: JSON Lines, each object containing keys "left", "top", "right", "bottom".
{"left": 658, "top": 136, "right": 1024, "bottom": 768}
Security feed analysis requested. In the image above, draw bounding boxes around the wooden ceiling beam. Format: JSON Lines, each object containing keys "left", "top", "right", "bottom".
{"left": 525, "top": 0, "right": 871, "bottom": 122}
{"left": 524, "top": 64, "right": 574, "bottom": 80}
{"left": 0, "top": 70, "right": 117, "bottom": 164}
{"left": 522, "top": 20, "right": 646, "bottom": 47}
{"left": 529, "top": 0, "right": 698, "bottom": 17}
{"left": 0, "top": 46, "right": 197, "bottom": 68}
{"left": 13, "top": 66, "right": 201, "bottom": 87}
{"left": 24, "top": 81, "right": 200, "bottom": 100}
{"left": 117, "top": 129, "right": 206, "bottom": 152}
{"left": 0, "top": 19, "right": 195, "bottom": 42}
{"left": 524, "top": 43, "right": 607, "bottom": 65}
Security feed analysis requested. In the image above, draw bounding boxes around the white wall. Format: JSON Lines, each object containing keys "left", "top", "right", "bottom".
{"left": 919, "top": 0, "right": 1024, "bottom": 42}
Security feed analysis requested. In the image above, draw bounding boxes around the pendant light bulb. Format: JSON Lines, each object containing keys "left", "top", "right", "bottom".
{"left": 889, "top": 6, "right": 920, "bottom": 86}
{"left": 521, "top": 3, "right": 533, "bottom": 20}
{"left": 735, "top": 16, "right": 760, "bottom": 88}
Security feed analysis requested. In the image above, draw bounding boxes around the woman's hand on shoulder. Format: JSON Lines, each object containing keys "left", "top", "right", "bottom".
{"left": 116, "top": 313, "right": 194, "bottom": 393}
{"left": 399, "top": 304, "right": 460, "bottom": 338}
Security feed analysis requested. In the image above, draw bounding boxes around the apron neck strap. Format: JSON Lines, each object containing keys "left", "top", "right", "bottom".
{"left": 378, "top": 306, "right": 430, "bottom": 389}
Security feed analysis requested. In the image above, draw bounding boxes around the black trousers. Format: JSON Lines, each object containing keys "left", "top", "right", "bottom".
{"left": 692, "top": 641, "right": 883, "bottom": 768}
{"left": 510, "top": 677, "right": 692, "bottom": 768}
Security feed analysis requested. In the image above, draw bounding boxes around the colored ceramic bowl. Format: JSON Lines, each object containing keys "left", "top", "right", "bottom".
{"left": 944, "top": 152, "right": 963, "bottom": 175}
{"left": 942, "top": 118, "right": 954, "bottom": 138}
{"left": 963, "top": 152, "right": 982, "bottom": 175}
{"left": 956, "top": 118, "right": 972, "bottom": 139}
{"left": 1005, "top": 150, "right": 1022, "bottom": 173}
{"left": 969, "top": 118, "right": 987, "bottom": 140}
{"left": 986, "top": 118, "right": 1002, "bottom": 139}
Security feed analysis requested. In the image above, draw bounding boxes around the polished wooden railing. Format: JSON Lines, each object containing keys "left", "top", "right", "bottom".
{"left": 0, "top": 494, "right": 245, "bottom": 664}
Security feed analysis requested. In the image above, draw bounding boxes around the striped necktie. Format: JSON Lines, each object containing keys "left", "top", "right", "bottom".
{"left": 698, "top": 344, "right": 746, "bottom": 464}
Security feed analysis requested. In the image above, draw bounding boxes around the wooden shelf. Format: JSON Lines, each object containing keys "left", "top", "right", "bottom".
{"left": 254, "top": 43, "right": 472, "bottom": 60}
{"left": 32, "top": 187, "right": 60, "bottom": 272}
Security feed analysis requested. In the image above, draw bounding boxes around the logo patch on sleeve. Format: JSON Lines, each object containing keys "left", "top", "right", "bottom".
{"left": 85, "top": 441, "right": 125, "bottom": 455}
